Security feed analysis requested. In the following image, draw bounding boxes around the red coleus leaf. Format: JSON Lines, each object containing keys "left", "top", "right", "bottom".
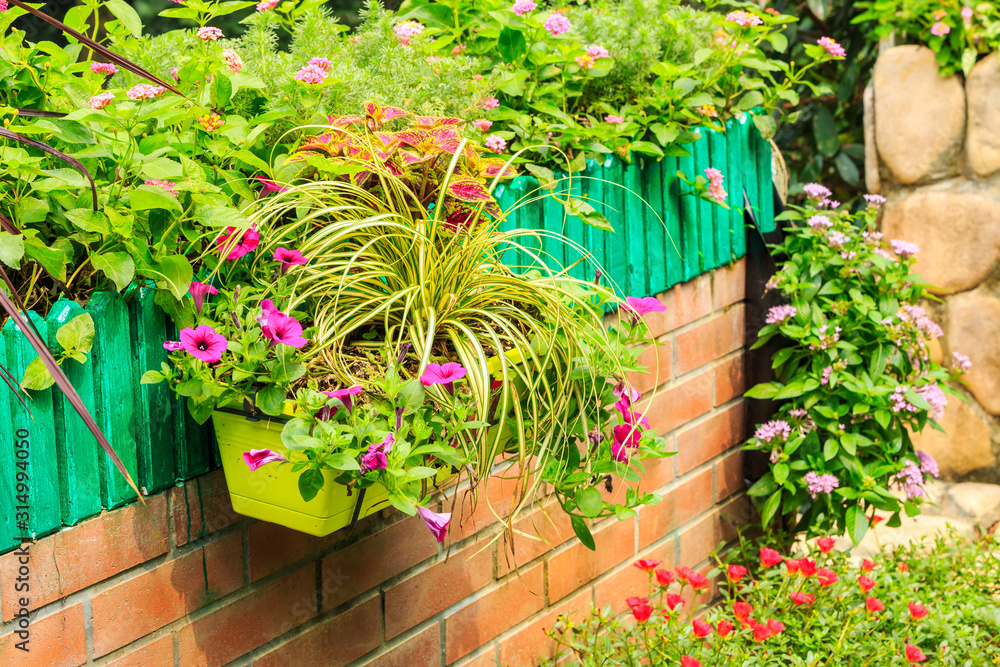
{"left": 448, "top": 177, "right": 493, "bottom": 204}
{"left": 327, "top": 114, "right": 366, "bottom": 128}
{"left": 478, "top": 157, "right": 517, "bottom": 179}
{"left": 364, "top": 101, "right": 411, "bottom": 127}
{"left": 429, "top": 128, "right": 461, "bottom": 153}
{"left": 410, "top": 115, "right": 465, "bottom": 128}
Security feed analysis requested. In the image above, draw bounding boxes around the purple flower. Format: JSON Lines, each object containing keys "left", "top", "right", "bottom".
{"left": 621, "top": 296, "right": 666, "bottom": 316}
{"left": 821, "top": 366, "right": 833, "bottom": 385}
{"left": 326, "top": 386, "right": 363, "bottom": 414}
{"left": 420, "top": 362, "right": 467, "bottom": 396}
{"left": 217, "top": 224, "right": 260, "bottom": 260}
{"left": 864, "top": 194, "right": 886, "bottom": 207}
{"left": 765, "top": 305, "right": 796, "bottom": 325}
{"left": 818, "top": 198, "right": 840, "bottom": 210}
{"left": 257, "top": 299, "right": 285, "bottom": 333}
{"left": 817, "top": 36, "right": 846, "bottom": 57}
{"left": 362, "top": 434, "right": 394, "bottom": 472}
{"left": 753, "top": 420, "right": 791, "bottom": 443}
{"left": 891, "top": 239, "right": 919, "bottom": 258}
{"left": 827, "top": 230, "right": 849, "bottom": 248}
{"left": 180, "top": 325, "right": 229, "bottom": 363}
{"left": 511, "top": 0, "right": 537, "bottom": 15}
{"left": 896, "top": 460, "right": 925, "bottom": 499}
{"left": 807, "top": 215, "right": 832, "bottom": 230}
{"left": 274, "top": 247, "right": 308, "bottom": 274}
{"left": 189, "top": 281, "right": 218, "bottom": 315}
{"left": 612, "top": 424, "right": 641, "bottom": 462}
{"left": 891, "top": 386, "right": 918, "bottom": 414}
{"left": 952, "top": 351, "right": 972, "bottom": 372}
{"left": 163, "top": 340, "right": 184, "bottom": 351}
{"left": 254, "top": 176, "right": 289, "bottom": 194}
{"left": 917, "top": 450, "right": 939, "bottom": 479}
{"left": 242, "top": 448, "right": 287, "bottom": 471}
{"left": 915, "top": 384, "right": 947, "bottom": 420}
{"left": 417, "top": 505, "right": 451, "bottom": 543}
{"left": 803, "top": 183, "right": 832, "bottom": 200}
{"left": 263, "top": 313, "right": 309, "bottom": 348}
{"left": 804, "top": 471, "right": 839, "bottom": 499}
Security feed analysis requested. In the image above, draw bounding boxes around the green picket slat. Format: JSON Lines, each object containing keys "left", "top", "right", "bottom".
{"left": 642, "top": 158, "right": 667, "bottom": 296}
{"left": 46, "top": 301, "right": 102, "bottom": 526}
{"left": 495, "top": 182, "right": 520, "bottom": 269}
{"left": 85, "top": 292, "right": 139, "bottom": 508}
{"left": 564, "top": 171, "right": 587, "bottom": 282}
{"left": 514, "top": 176, "right": 544, "bottom": 272}
{"left": 755, "top": 128, "right": 775, "bottom": 233}
{"left": 692, "top": 134, "right": 716, "bottom": 272}
{"left": 129, "top": 288, "right": 177, "bottom": 495}
{"left": 660, "top": 156, "right": 684, "bottom": 288}
{"left": 708, "top": 129, "right": 732, "bottom": 267}
{"left": 623, "top": 160, "right": 646, "bottom": 297}
{"left": 603, "top": 158, "right": 628, "bottom": 291}
{"left": 0, "top": 329, "right": 18, "bottom": 552}
{"left": 727, "top": 118, "right": 747, "bottom": 259}
{"left": 581, "top": 158, "right": 607, "bottom": 286}
{"left": 3, "top": 314, "right": 61, "bottom": 539}
{"left": 741, "top": 118, "right": 760, "bottom": 223}
{"left": 677, "top": 150, "right": 699, "bottom": 281}
{"left": 542, "top": 181, "right": 566, "bottom": 277}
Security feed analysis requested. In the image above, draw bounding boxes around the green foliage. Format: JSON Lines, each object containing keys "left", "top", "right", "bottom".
{"left": 541, "top": 530, "right": 1000, "bottom": 665}
{"left": 743, "top": 198, "right": 968, "bottom": 543}
{"left": 21, "top": 313, "right": 95, "bottom": 391}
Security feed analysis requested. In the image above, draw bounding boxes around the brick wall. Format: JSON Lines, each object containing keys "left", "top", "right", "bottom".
{"left": 0, "top": 260, "right": 753, "bottom": 667}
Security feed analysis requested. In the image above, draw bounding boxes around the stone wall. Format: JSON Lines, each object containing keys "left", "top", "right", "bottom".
{"left": 866, "top": 45, "right": 1000, "bottom": 482}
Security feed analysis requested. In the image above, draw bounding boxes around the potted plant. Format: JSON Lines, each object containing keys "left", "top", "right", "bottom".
{"left": 145, "top": 103, "right": 673, "bottom": 543}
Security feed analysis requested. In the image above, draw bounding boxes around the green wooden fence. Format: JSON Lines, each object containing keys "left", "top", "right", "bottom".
{"left": 0, "top": 116, "right": 773, "bottom": 556}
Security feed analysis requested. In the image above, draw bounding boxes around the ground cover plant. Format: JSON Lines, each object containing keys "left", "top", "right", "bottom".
{"left": 540, "top": 531, "right": 1000, "bottom": 665}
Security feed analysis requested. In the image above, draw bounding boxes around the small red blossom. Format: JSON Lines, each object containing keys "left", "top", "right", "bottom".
{"left": 665, "top": 593, "right": 685, "bottom": 611}
{"left": 866, "top": 597, "right": 885, "bottom": 614}
{"left": 817, "top": 536, "right": 837, "bottom": 553}
{"left": 909, "top": 602, "right": 929, "bottom": 620}
{"left": 861, "top": 558, "right": 877, "bottom": 572}
{"left": 681, "top": 657, "right": 702, "bottom": 667}
{"left": 733, "top": 601, "right": 752, "bottom": 620}
{"left": 692, "top": 619, "right": 713, "bottom": 638}
{"left": 799, "top": 558, "right": 818, "bottom": 577}
{"left": 631, "top": 601, "right": 654, "bottom": 623}
{"left": 790, "top": 591, "right": 815, "bottom": 606}
{"left": 752, "top": 623, "right": 771, "bottom": 642}
{"left": 675, "top": 566, "right": 696, "bottom": 582}
{"left": 858, "top": 575, "right": 876, "bottom": 593}
{"left": 688, "top": 572, "right": 709, "bottom": 591}
{"left": 760, "top": 548, "right": 783, "bottom": 568}
{"left": 898, "top": 562, "right": 910, "bottom": 572}
{"left": 766, "top": 619, "right": 785, "bottom": 635}
{"left": 905, "top": 644, "right": 927, "bottom": 663}
{"left": 634, "top": 559, "right": 661, "bottom": 572}
{"left": 727, "top": 564, "right": 747, "bottom": 582}
{"left": 717, "top": 620, "right": 733, "bottom": 638}
{"left": 816, "top": 569, "right": 838, "bottom": 587}
{"left": 785, "top": 558, "right": 801, "bottom": 575}
{"left": 625, "top": 596, "right": 647, "bottom": 610}
{"left": 654, "top": 569, "right": 675, "bottom": 587}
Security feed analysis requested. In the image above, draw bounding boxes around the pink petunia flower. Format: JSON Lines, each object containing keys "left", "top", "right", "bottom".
{"left": 180, "top": 325, "right": 229, "bottom": 363}
{"left": 254, "top": 176, "right": 289, "bottom": 194}
{"left": 621, "top": 296, "right": 666, "bottom": 316}
{"left": 325, "top": 386, "right": 363, "bottom": 414}
{"left": 217, "top": 224, "right": 260, "bottom": 260}
{"left": 273, "top": 247, "right": 307, "bottom": 273}
{"left": 511, "top": 0, "right": 537, "bottom": 16}
{"left": 612, "top": 424, "right": 640, "bottom": 462}
{"left": 417, "top": 505, "right": 451, "bottom": 543}
{"left": 242, "top": 448, "right": 287, "bottom": 471}
{"left": 362, "top": 433, "right": 394, "bottom": 472}
{"left": 473, "top": 119, "right": 493, "bottom": 132}
{"left": 189, "top": 281, "right": 218, "bottom": 314}
{"left": 90, "top": 62, "right": 118, "bottom": 76}
{"left": 256, "top": 299, "right": 285, "bottom": 334}
{"left": 484, "top": 134, "right": 507, "bottom": 152}
{"left": 223, "top": 49, "right": 242, "bottom": 74}
{"left": 90, "top": 92, "right": 115, "bottom": 110}
{"left": 263, "top": 313, "right": 309, "bottom": 348}
{"left": 163, "top": 340, "right": 184, "bottom": 351}
{"left": 543, "top": 14, "right": 572, "bottom": 36}
{"left": 604, "top": 114, "right": 624, "bottom": 125}
{"left": 817, "top": 36, "right": 846, "bottom": 57}
{"left": 420, "top": 362, "right": 467, "bottom": 395}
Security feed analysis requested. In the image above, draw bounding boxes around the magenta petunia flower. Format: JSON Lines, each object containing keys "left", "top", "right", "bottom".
{"left": 362, "top": 433, "right": 394, "bottom": 472}
{"left": 263, "top": 313, "right": 309, "bottom": 348}
{"left": 163, "top": 340, "right": 183, "bottom": 351}
{"left": 179, "top": 325, "right": 229, "bottom": 363}
{"left": 621, "top": 296, "right": 666, "bottom": 316}
{"left": 326, "top": 385, "right": 363, "bottom": 413}
{"left": 273, "top": 247, "right": 307, "bottom": 273}
{"left": 256, "top": 299, "right": 285, "bottom": 331}
{"left": 416, "top": 506, "right": 451, "bottom": 543}
{"left": 612, "top": 424, "right": 641, "bottom": 462}
{"left": 217, "top": 224, "right": 260, "bottom": 260}
{"left": 420, "top": 362, "right": 467, "bottom": 395}
{"left": 242, "top": 448, "right": 286, "bottom": 471}
{"left": 189, "top": 281, "right": 218, "bottom": 314}
{"left": 254, "top": 176, "right": 289, "bottom": 195}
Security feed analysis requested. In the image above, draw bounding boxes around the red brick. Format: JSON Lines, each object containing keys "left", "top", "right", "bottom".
{"left": 321, "top": 513, "right": 437, "bottom": 612}
{"left": 593, "top": 541, "right": 675, "bottom": 614}
{"left": 712, "top": 259, "right": 747, "bottom": 310}
{"left": 361, "top": 624, "right": 440, "bottom": 667}
{"left": 631, "top": 274, "right": 713, "bottom": 339}
{"left": 385, "top": 539, "right": 494, "bottom": 639}
{"left": 498, "top": 590, "right": 591, "bottom": 667}
{"left": 676, "top": 402, "right": 745, "bottom": 475}
{"left": 0, "top": 603, "right": 86, "bottom": 667}
{"left": 638, "top": 468, "right": 712, "bottom": 548}
{"left": 171, "top": 469, "right": 241, "bottom": 547}
{"left": 249, "top": 521, "right": 337, "bottom": 582}
{"left": 547, "top": 517, "right": 635, "bottom": 603}
{"left": 674, "top": 305, "right": 745, "bottom": 376}
{"left": 445, "top": 563, "right": 544, "bottom": 663}
{"left": 637, "top": 450, "right": 675, "bottom": 492}
{"left": 715, "top": 354, "right": 746, "bottom": 405}
{"left": 0, "top": 495, "right": 169, "bottom": 621}
{"left": 716, "top": 450, "right": 745, "bottom": 502}
{"left": 678, "top": 511, "right": 724, "bottom": 567}
{"left": 642, "top": 369, "right": 713, "bottom": 436}
{"left": 177, "top": 566, "right": 317, "bottom": 667}
{"left": 497, "top": 499, "right": 574, "bottom": 577}
{"left": 457, "top": 648, "right": 501, "bottom": 667}
{"left": 719, "top": 494, "right": 756, "bottom": 539}
{"left": 253, "top": 597, "right": 381, "bottom": 667}
{"left": 626, "top": 339, "right": 672, "bottom": 394}
{"left": 105, "top": 635, "right": 175, "bottom": 667}
{"left": 445, "top": 460, "right": 531, "bottom": 547}
{"left": 92, "top": 532, "right": 243, "bottom": 656}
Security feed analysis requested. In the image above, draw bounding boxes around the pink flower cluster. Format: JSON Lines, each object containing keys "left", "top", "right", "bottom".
{"left": 481, "top": 95, "right": 500, "bottom": 110}
{"left": 896, "top": 460, "right": 925, "bottom": 499}
{"left": 916, "top": 384, "right": 947, "bottom": 420}
{"left": 952, "top": 351, "right": 972, "bottom": 372}
{"left": 704, "top": 167, "right": 727, "bottom": 203}
{"left": 544, "top": 14, "right": 572, "bottom": 36}
{"left": 827, "top": 230, "right": 849, "bottom": 248}
{"left": 891, "top": 239, "right": 919, "bottom": 258}
{"left": 126, "top": 84, "right": 166, "bottom": 100}
{"left": 804, "top": 471, "right": 839, "bottom": 499}
{"left": 725, "top": 10, "right": 763, "bottom": 26}
{"left": 898, "top": 304, "right": 943, "bottom": 339}
{"left": 90, "top": 92, "right": 114, "bottom": 110}
{"left": 917, "top": 450, "right": 939, "bottom": 478}
{"left": 754, "top": 420, "right": 791, "bottom": 443}
{"left": 90, "top": 62, "right": 118, "bottom": 76}
{"left": 223, "top": 49, "right": 242, "bottom": 74}
{"left": 217, "top": 224, "right": 260, "bottom": 260}
{"left": 930, "top": 22, "right": 951, "bottom": 36}
{"left": 294, "top": 63, "right": 327, "bottom": 84}
{"left": 473, "top": 118, "right": 492, "bottom": 132}
{"left": 696, "top": 104, "right": 718, "bottom": 117}
{"left": 256, "top": 0, "right": 278, "bottom": 10}
{"left": 604, "top": 114, "right": 624, "bottom": 125}
{"left": 765, "top": 304, "right": 796, "bottom": 325}
{"left": 394, "top": 20, "right": 424, "bottom": 46}
{"left": 587, "top": 44, "right": 610, "bottom": 59}
{"left": 511, "top": 0, "right": 536, "bottom": 16}
{"left": 864, "top": 193, "right": 886, "bottom": 207}
{"left": 575, "top": 54, "right": 596, "bottom": 70}
{"left": 197, "top": 26, "right": 223, "bottom": 41}
{"left": 803, "top": 182, "right": 832, "bottom": 200}
{"left": 484, "top": 135, "right": 507, "bottom": 152}
{"left": 144, "top": 179, "right": 179, "bottom": 196}
{"left": 817, "top": 36, "right": 846, "bottom": 57}
{"left": 807, "top": 215, "right": 832, "bottom": 230}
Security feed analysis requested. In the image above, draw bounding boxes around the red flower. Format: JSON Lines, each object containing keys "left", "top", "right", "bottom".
{"left": 631, "top": 601, "right": 654, "bottom": 622}
{"left": 905, "top": 644, "right": 927, "bottom": 663}
{"left": 634, "top": 559, "right": 661, "bottom": 572}
{"left": 790, "top": 591, "right": 815, "bottom": 606}
{"left": 760, "top": 548, "right": 783, "bottom": 568}
{"left": 766, "top": 619, "right": 786, "bottom": 635}
{"left": 689, "top": 572, "right": 709, "bottom": 591}
{"left": 752, "top": 623, "right": 771, "bottom": 642}
{"left": 866, "top": 597, "right": 885, "bottom": 613}
{"left": 675, "top": 565, "right": 695, "bottom": 582}
{"left": 692, "top": 619, "right": 713, "bottom": 638}
{"left": 799, "top": 558, "right": 818, "bottom": 577}
{"left": 717, "top": 619, "right": 734, "bottom": 637}
{"left": 816, "top": 569, "right": 838, "bottom": 587}
{"left": 817, "top": 536, "right": 837, "bottom": 553}
{"left": 908, "top": 602, "right": 929, "bottom": 620}
{"left": 858, "top": 575, "right": 876, "bottom": 593}
{"left": 665, "top": 593, "right": 685, "bottom": 610}
{"left": 654, "top": 569, "right": 675, "bottom": 587}
{"left": 861, "top": 558, "right": 877, "bottom": 573}
{"left": 785, "top": 558, "right": 801, "bottom": 575}
{"left": 733, "top": 601, "right": 752, "bottom": 620}
{"left": 681, "top": 657, "right": 702, "bottom": 667}
{"left": 871, "top": 514, "right": 885, "bottom": 525}
{"left": 727, "top": 564, "right": 747, "bottom": 582}
{"left": 898, "top": 562, "right": 910, "bottom": 572}
{"left": 626, "top": 596, "right": 648, "bottom": 610}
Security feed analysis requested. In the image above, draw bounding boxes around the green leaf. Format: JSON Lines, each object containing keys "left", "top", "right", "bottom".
{"left": 256, "top": 384, "right": 286, "bottom": 416}
{"left": 56, "top": 313, "right": 95, "bottom": 355}
{"left": 570, "top": 515, "right": 596, "bottom": 551}
{"left": 271, "top": 362, "right": 306, "bottom": 384}
{"left": 530, "top": 101, "right": 573, "bottom": 125}
{"left": 524, "top": 163, "right": 556, "bottom": 190}
{"left": 212, "top": 74, "right": 234, "bottom": 109}
{"left": 745, "top": 382, "right": 781, "bottom": 399}
{"left": 15, "top": 197, "right": 48, "bottom": 224}
{"left": 961, "top": 48, "right": 977, "bottom": 77}
{"left": 834, "top": 152, "right": 860, "bottom": 185}
{"left": 773, "top": 462, "right": 789, "bottom": 485}
{"left": 24, "top": 238, "right": 68, "bottom": 281}
{"left": 760, "top": 490, "right": 782, "bottom": 527}
{"left": 846, "top": 504, "right": 869, "bottom": 546}
{"left": 325, "top": 453, "right": 361, "bottom": 471}
{"left": 747, "top": 472, "right": 777, "bottom": 498}
{"left": 769, "top": 33, "right": 788, "bottom": 53}
{"left": 147, "top": 254, "right": 192, "bottom": 301}
{"left": 813, "top": 106, "right": 839, "bottom": 157}
{"left": 0, "top": 231, "right": 25, "bottom": 269}
{"left": 565, "top": 198, "right": 613, "bottom": 232}
{"left": 752, "top": 114, "right": 777, "bottom": 140}
{"left": 298, "top": 469, "right": 325, "bottom": 502}
{"left": 65, "top": 209, "right": 112, "bottom": 235}
{"left": 576, "top": 486, "right": 603, "bottom": 518}
{"left": 91, "top": 252, "right": 135, "bottom": 292}
{"left": 21, "top": 357, "right": 55, "bottom": 391}
{"left": 196, "top": 205, "right": 250, "bottom": 228}
{"left": 398, "top": 379, "right": 426, "bottom": 415}
{"left": 130, "top": 185, "right": 183, "bottom": 214}
{"left": 140, "top": 370, "right": 165, "bottom": 384}
{"left": 497, "top": 27, "right": 527, "bottom": 62}
{"left": 807, "top": 0, "right": 831, "bottom": 20}
{"left": 106, "top": 0, "right": 142, "bottom": 37}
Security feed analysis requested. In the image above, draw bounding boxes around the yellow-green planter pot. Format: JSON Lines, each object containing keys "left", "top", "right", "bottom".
{"left": 212, "top": 404, "right": 391, "bottom": 537}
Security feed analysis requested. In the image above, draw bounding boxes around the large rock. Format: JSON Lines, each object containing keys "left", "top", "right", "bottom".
{"left": 948, "top": 290, "right": 1000, "bottom": 414}
{"left": 910, "top": 394, "right": 995, "bottom": 477}
{"left": 863, "top": 82, "right": 880, "bottom": 194}
{"left": 966, "top": 53, "right": 1000, "bottom": 176}
{"left": 941, "top": 483, "right": 1000, "bottom": 527}
{"left": 881, "top": 188, "right": 1000, "bottom": 293}
{"left": 874, "top": 46, "right": 965, "bottom": 184}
